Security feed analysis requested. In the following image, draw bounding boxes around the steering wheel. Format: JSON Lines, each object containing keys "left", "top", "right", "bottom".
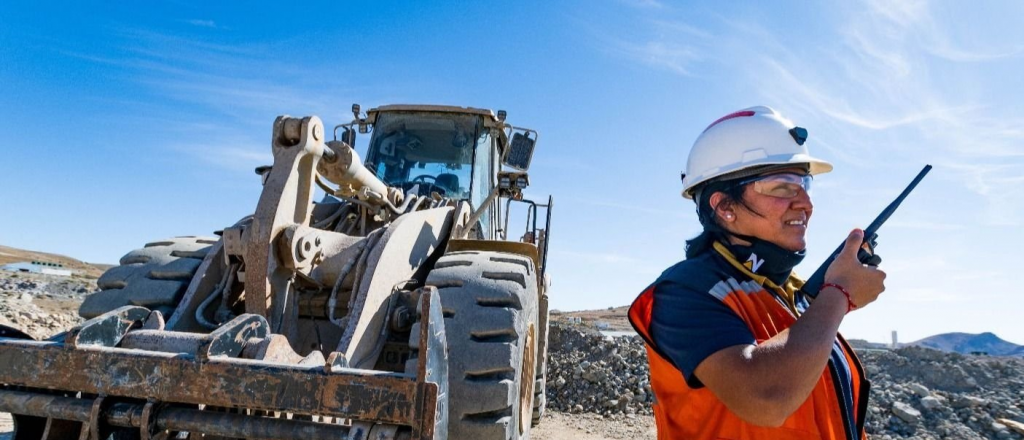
{"left": 405, "top": 175, "right": 445, "bottom": 196}
{"left": 411, "top": 174, "right": 437, "bottom": 183}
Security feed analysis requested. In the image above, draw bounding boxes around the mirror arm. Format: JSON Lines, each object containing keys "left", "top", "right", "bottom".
{"left": 456, "top": 187, "right": 503, "bottom": 240}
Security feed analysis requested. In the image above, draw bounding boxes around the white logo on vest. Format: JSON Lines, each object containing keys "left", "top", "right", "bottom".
{"left": 746, "top": 253, "right": 765, "bottom": 273}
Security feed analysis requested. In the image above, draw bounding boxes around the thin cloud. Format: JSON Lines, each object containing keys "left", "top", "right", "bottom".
{"left": 925, "top": 44, "right": 1024, "bottom": 63}
{"left": 579, "top": 8, "right": 710, "bottom": 77}
{"left": 759, "top": 57, "right": 971, "bottom": 132}
{"left": 863, "top": 0, "right": 928, "bottom": 27}
{"left": 651, "top": 20, "right": 714, "bottom": 40}
{"left": 51, "top": 25, "right": 361, "bottom": 173}
{"left": 169, "top": 143, "right": 271, "bottom": 172}
{"left": 863, "top": 0, "right": 1024, "bottom": 63}
{"left": 615, "top": 40, "right": 700, "bottom": 76}
{"left": 185, "top": 19, "right": 217, "bottom": 29}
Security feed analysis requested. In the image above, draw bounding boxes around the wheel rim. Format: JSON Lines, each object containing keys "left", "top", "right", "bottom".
{"left": 519, "top": 323, "right": 536, "bottom": 435}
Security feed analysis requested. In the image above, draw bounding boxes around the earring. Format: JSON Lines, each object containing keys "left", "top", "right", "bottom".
{"left": 723, "top": 213, "right": 734, "bottom": 220}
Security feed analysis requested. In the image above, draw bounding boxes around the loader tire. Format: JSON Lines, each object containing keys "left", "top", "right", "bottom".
{"left": 79, "top": 236, "right": 217, "bottom": 319}
{"left": 407, "top": 251, "right": 539, "bottom": 440}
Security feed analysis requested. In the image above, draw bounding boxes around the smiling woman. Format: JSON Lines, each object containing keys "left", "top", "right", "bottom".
{"left": 628, "top": 106, "right": 886, "bottom": 440}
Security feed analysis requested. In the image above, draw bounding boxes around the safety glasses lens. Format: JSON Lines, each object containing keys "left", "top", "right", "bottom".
{"left": 749, "top": 173, "right": 811, "bottom": 198}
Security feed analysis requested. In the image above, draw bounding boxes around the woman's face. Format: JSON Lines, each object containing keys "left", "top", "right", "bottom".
{"left": 714, "top": 169, "right": 814, "bottom": 252}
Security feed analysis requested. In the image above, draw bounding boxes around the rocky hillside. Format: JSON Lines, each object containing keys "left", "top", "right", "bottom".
{"left": 546, "top": 324, "right": 1024, "bottom": 439}
{"left": 911, "top": 332, "right": 1024, "bottom": 357}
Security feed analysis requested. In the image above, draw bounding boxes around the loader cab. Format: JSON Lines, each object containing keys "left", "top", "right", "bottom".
{"left": 360, "top": 106, "right": 501, "bottom": 237}
{"left": 341, "top": 104, "right": 540, "bottom": 242}
{"left": 363, "top": 111, "right": 493, "bottom": 200}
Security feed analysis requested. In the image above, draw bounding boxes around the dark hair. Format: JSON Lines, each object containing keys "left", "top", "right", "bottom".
{"left": 684, "top": 179, "right": 762, "bottom": 258}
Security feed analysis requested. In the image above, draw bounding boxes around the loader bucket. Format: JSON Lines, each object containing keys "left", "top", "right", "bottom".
{"left": 0, "top": 289, "right": 448, "bottom": 440}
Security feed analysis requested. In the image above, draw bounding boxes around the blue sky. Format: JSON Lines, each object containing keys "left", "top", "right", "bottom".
{"left": 2, "top": 1, "right": 1023, "bottom": 344}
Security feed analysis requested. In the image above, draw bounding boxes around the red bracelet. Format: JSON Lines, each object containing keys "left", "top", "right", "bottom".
{"left": 822, "top": 283, "right": 856, "bottom": 313}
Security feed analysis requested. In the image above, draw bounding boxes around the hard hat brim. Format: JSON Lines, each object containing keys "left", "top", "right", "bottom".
{"left": 682, "top": 155, "right": 833, "bottom": 199}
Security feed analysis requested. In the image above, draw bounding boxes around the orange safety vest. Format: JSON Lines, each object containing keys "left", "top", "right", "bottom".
{"left": 628, "top": 243, "right": 868, "bottom": 440}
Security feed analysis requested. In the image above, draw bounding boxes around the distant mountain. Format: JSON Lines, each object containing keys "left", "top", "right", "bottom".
{"left": 910, "top": 332, "right": 1024, "bottom": 357}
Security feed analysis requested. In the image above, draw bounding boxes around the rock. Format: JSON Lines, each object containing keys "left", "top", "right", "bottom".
{"left": 920, "top": 396, "right": 943, "bottom": 410}
{"left": 617, "top": 393, "right": 633, "bottom": 411}
{"left": 999, "top": 418, "right": 1024, "bottom": 436}
{"left": 1005, "top": 408, "right": 1024, "bottom": 421}
{"left": 19, "top": 293, "right": 32, "bottom": 302}
{"left": 952, "top": 395, "right": 987, "bottom": 408}
{"left": 582, "top": 369, "right": 606, "bottom": 383}
{"left": 892, "top": 402, "right": 921, "bottom": 424}
{"left": 908, "top": 383, "right": 930, "bottom": 397}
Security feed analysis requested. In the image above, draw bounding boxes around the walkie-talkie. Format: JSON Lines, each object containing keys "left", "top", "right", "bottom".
{"left": 801, "top": 165, "right": 932, "bottom": 298}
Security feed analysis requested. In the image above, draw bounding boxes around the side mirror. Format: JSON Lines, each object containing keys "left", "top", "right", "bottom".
{"left": 341, "top": 127, "right": 356, "bottom": 146}
{"left": 503, "top": 130, "right": 537, "bottom": 171}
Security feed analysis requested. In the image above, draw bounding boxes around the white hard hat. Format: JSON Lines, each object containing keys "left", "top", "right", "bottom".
{"left": 681, "top": 106, "right": 833, "bottom": 199}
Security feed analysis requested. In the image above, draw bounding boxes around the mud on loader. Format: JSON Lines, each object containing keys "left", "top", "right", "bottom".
{"left": 0, "top": 104, "right": 553, "bottom": 440}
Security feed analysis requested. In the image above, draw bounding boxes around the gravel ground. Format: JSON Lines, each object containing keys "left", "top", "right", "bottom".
{"left": 532, "top": 410, "right": 655, "bottom": 439}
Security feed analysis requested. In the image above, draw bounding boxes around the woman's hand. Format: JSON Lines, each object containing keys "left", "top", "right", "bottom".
{"left": 823, "top": 229, "right": 887, "bottom": 309}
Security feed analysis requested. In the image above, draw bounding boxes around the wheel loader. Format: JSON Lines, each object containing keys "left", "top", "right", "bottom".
{"left": 0, "top": 104, "right": 553, "bottom": 440}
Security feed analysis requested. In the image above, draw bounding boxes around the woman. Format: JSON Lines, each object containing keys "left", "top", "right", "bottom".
{"left": 629, "top": 106, "right": 886, "bottom": 440}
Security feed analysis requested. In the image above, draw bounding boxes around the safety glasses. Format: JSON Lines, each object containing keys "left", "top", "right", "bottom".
{"left": 737, "top": 172, "right": 812, "bottom": 198}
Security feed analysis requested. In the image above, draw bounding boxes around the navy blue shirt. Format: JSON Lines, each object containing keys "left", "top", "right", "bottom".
{"left": 649, "top": 245, "right": 775, "bottom": 387}
{"left": 647, "top": 244, "right": 860, "bottom": 439}
{"left": 643, "top": 244, "right": 860, "bottom": 440}
{"left": 651, "top": 277, "right": 756, "bottom": 388}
